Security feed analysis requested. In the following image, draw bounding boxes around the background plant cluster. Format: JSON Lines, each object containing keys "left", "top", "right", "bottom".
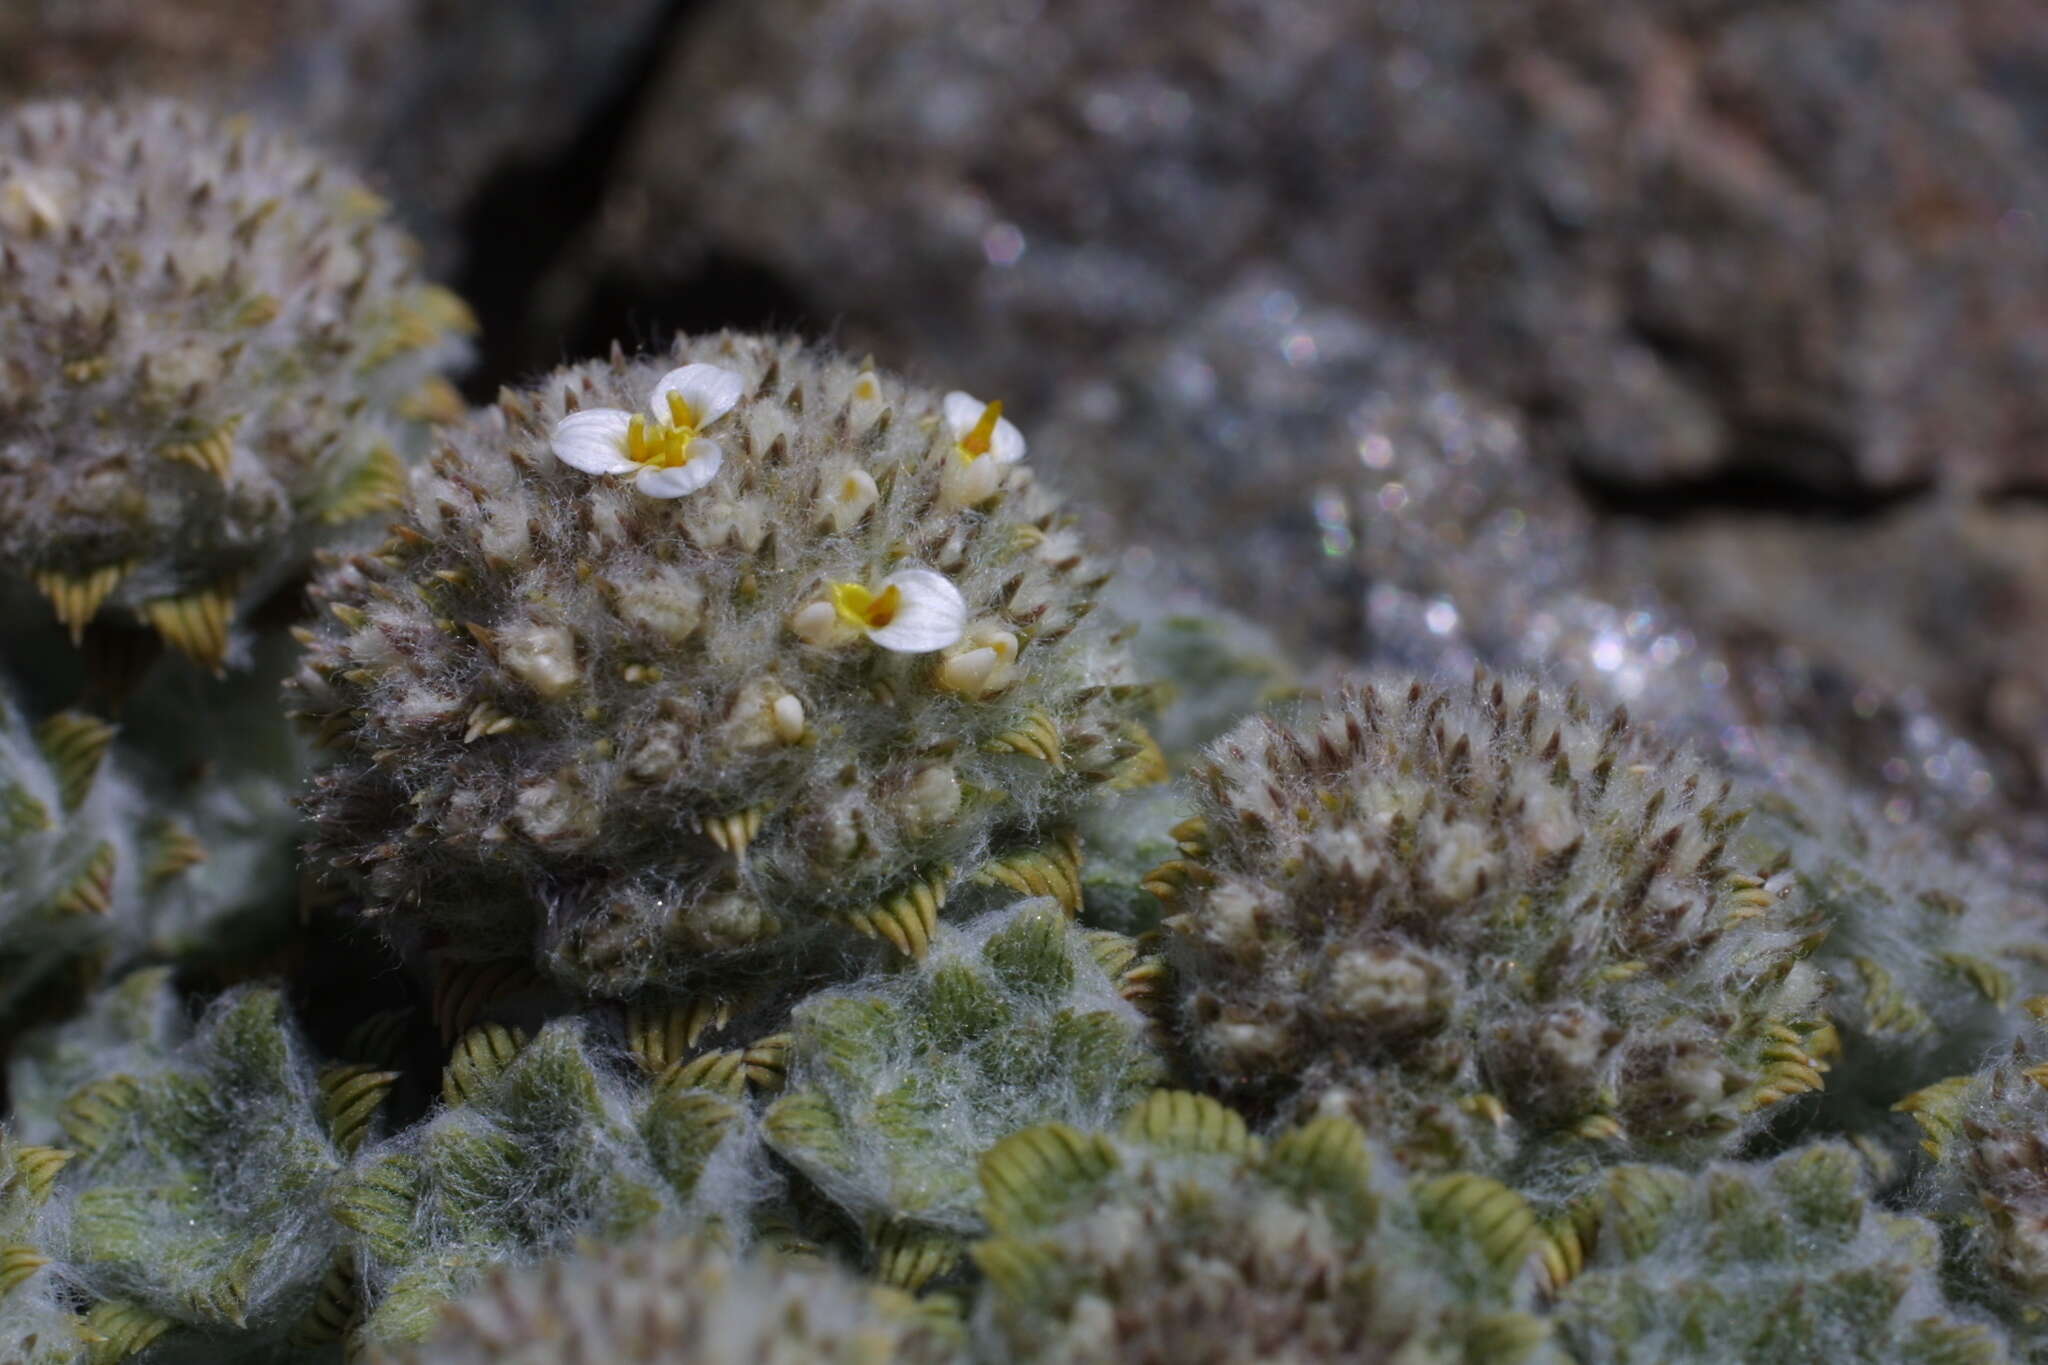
{"left": 6, "top": 4, "right": 2048, "bottom": 1363}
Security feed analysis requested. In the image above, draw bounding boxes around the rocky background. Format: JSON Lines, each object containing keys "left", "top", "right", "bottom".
{"left": 10, "top": 0, "right": 2044, "bottom": 871}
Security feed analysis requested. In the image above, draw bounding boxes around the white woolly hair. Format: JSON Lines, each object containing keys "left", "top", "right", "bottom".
{"left": 33, "top": 985, "right": 345, "bottom": 1344}
{"left": 345, "top": 1016, "right": 770, "bottom": 1350}
{"left": 0, "top": 682, "right": 152, "bottom": 1023}
{"left": 1752, "top": 764, "right": 2048, "bottom": 1112}
{"left": 0, "top": 646, "right": 307, "bottom": 1030}
{"left": 970, "top": 1097, "right": 1561, "bottom": 1365}
{"left": 1557, "top": 1143, "right": 2010, "bottom": 1363}
{"left": 1900, "top": 1016, "right": 2048, "bottom": 1351}
{"left": 766, "top": 900, "right": 1161, "bottom": 1239}
{"left": 6, "top": 967, "right": 183, "bottom": 1150}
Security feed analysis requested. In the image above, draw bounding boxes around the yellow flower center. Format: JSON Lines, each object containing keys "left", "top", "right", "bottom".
{"left": 623, "top": 392, "right": 703, "bottom": 470}
{"left": 831, "top": 581, "right": 903, "bottom": 631}
{"left": 954, "top": 400, "right": 1004, "bottom": 462}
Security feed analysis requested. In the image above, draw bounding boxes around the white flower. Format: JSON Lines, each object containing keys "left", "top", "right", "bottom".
{"left": 943, "top": 392, "right": 1026, "bottom": 463}
{"left": 548, "top": 363, "right": 743, "bottom": 498}
{"left": 940, "top": 391, "right": 1026, "bottom": 508}
{"left": 800, "top": 568, "right": 966, "bottom": 653}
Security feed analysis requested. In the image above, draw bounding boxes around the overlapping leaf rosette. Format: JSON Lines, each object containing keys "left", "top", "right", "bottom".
{"left": 969, "top": 1089, "right": 1563, "bottom": 1364}
{"left": 1554, "top": 1144, "right": 2010, "bottom": 1363}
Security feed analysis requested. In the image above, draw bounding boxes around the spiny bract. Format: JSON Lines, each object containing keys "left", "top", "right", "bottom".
{"left": 0, "top": 97, "right": 471, "bottom": 673}
{"left": 1554, "top": 1143, "right": 2010, "bottom": 1364}
{"left": 380, "top": 1232, "right": 961, "bottom": 1365}
{"left": 969, "top": 1089, "right": 1561, "bottom": 1365}
{"left": 762, "top": 901, "right": 1164, "bottom": 1287}
{"left": 1155, "top": 673, "right": 1829, "bottom": 1176}
{"left": 289, "top": 332, "right": 1158, "bottom": 993}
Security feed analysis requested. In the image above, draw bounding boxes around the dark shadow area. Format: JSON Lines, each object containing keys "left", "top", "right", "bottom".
{"left": 561, "top": 250, "right": 825, "bottom": 363}
{"left": 1572, "top": 461, "right": 1935, "bottom": 524}
{"left": 451, "top": 0, "right": 731, "bottom": 399}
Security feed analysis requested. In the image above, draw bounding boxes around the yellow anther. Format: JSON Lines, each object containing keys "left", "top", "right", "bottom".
{"left": 664, "top": 390, "right": 700, "bottom": 431}
{"left": 832, "top": 581, "right": 902, "bottom": 631}
{"left": 624, "top": 414, "right": 697, "bottom": 470}
{"left": 957, "top": 399, "right": 1004, "bottom": 459}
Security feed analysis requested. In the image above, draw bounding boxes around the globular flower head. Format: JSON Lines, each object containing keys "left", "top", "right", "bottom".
{"left": 969, "top": 1089, "right": 1562, "bottom": 1365}
{"left": 384, "top": 1232, "right": 961, "bottom": 1365}
{"left": 290, "top": 333, "right": 1157, "bottom": 994}
{"left": 1554, "top": 1144, "right": 2010, "bottom": 1364}
{"left": 1156, "top": 673, "right": 1829, "bottom": 1178}
{"left": 0, "top": 97, "right": 471, "bottom": 672}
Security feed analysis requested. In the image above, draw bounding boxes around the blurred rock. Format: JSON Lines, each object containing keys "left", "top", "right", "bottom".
{"left": 575, "top": 0, "right": 2048, "bottom": 494}
{"left": 1042, "top": 276, "right": 2048, "bottom": 863}
{"left": 0, "top": 0, "right": 674, "bottom": 270}
{"left": 1617, "top": 502, "right": 2048, "bottom": 851}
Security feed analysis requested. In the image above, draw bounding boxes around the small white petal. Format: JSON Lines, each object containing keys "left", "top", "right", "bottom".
{"left": 940, "top": 449, "right": 1004, "bottom": 509}
{"left": 822, "top": 466, "right": 880, "bottom": 531}
{"left": 549, "top": 409, "right": 638, "bottom": 475}
{"left": 771, "top": 694, "right": 807, "bottom": 743}
{"left": 988, "top": 414, "right": 1026, "bottom": 463}
{"left": 651, "top": 363, "right": 745, "bottom": 428}
{"left": 942, "top": 391, "right": 986, "bottom": 437}
{"left": 868, "top": 568, "right": 967, "bottom": 653}
{"left": 633, "top": 440, "right": 724, "bottom": 498}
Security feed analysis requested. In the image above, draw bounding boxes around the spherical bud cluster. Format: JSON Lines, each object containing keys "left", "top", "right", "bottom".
{"left": 0, "top": 98, "right": 472, "bottom": 673}
{"left": 290, "top": 332, "right": 1158, "bottom": 993}
{"left": 1156, "top": 673, "right": 1830, "bottom": 1175}
{"left": 1554, "top": 1144, "right": 2010, "bottom": 1363}
{"left": 384, "top": 1233, "right": 961, "bottom": 1365}
{"left": 969, "top": 1089, "right": 1561, "bottom": 1365}
{"left": 763, "top": 902, "right": 1163, "bottom": 1285}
